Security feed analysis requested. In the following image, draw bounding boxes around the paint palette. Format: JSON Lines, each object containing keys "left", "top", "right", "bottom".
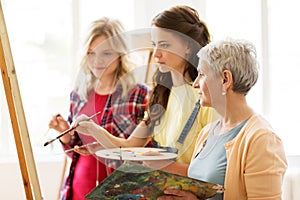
{"left": 95, "top": 147, "right": 177, "bottom": 161}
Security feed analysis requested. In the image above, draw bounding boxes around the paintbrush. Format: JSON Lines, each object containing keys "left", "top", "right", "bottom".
{"left": 64, "top": 141, "right": 99, "bottom": 153}
{"left": 43, "top": 111, "right": 101, "bottom": 146}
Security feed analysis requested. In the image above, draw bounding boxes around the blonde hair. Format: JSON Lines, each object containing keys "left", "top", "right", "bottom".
{"left": 75, "top": 17, "right": 136, "bottom": 101}
{"left": 198, "top": 38, "right": 259, "bottom": 95}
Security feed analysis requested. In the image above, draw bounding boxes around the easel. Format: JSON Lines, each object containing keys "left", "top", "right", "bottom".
{"left": 0, "top": 2, "right": 43, "bottom": 200}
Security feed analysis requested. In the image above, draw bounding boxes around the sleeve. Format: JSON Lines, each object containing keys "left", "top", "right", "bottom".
{"left": 60, "top": 91, "right": 83, "bottom": 155}
{"left": 112, "top": 84, "right": 149, "bottom": 137}
{"left": 244, "top": 131, "right": 288, "bottom": 199}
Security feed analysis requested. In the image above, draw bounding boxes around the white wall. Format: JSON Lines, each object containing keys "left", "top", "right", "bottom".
{"left": 133, "top": 0, "right": 206, "bottom": 29}
{"left": 0, "top": 159, "right": 66, "bottom": 200}
{"left": 283, "top": 156, "right": 300, "bottom": 200}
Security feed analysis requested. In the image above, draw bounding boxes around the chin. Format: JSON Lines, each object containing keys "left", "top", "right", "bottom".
{"left": 200, "top": 100, "right": 211, "bottom": 107}
{"left": 158, "top": 65, "right": 171, "bottom": 73}
{"left": 93, "top": 71, "right": 104, "bottom": 78}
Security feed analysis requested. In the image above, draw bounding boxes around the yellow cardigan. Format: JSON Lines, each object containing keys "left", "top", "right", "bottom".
{"left": 192, "top": 114, "right": 288, "bottom": 200}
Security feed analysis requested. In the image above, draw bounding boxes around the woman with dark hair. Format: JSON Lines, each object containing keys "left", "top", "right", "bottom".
{"left": 148, "top": 5, "right": 215, "bottom": 164}
{"left": 74, "top": 5, "right": 217, "bottom": 175}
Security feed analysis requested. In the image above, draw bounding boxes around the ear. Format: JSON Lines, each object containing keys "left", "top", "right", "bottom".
{"left": 221, "top": 70, "right": 233, "bottom": 90}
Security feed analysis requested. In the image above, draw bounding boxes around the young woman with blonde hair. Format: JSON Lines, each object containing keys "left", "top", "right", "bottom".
{"left": 48, "top": 17, "right": 148, "bottom": 200}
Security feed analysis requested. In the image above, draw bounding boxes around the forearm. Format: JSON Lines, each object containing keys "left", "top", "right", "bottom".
{"left": 91, "top": 122, "right": 151, "bottom": 148}
{"left": 162, "top": 161, "right": 189, "bottom": 176}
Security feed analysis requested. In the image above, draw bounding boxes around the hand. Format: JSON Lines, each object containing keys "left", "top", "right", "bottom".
{"left": 72, "top": 142, "right": 103, "bottom": 155}
{"left": 48, "top": 114, "right": 72, "bottom": 143}
{"left": 72, "top": 145, "right": 92, "bottom": 156}
{"left": 157, "top": 189, "right": 198, "bottom": 200}
{"left": 48, "top": 114, "right": 69, "bottom": 133}
{"left": 73, "top": 114, "right": 103, "bottom": 136}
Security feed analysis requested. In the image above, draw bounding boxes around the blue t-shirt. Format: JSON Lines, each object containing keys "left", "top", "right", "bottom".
{"left": 188, "top": 119, "right": 248, "bottom": 200}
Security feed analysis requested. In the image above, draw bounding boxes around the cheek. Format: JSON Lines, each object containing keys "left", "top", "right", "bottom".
{"left": 107, "top": 58, "right": 120, "bottom": 69}
{"left": 202, "top": 84, "right": 211, "bottom": 101}
{"left": 167, "top": 52, "right": 186, "bottom": 71}
{"left": 197, "top": 81, "right": 211, "bottom": 105}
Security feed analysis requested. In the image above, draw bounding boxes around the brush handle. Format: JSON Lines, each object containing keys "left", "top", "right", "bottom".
{"left": 44, "top": 111, "right": 101, "bottom": 146}
{"left": 64, "top": 141, "right": 99, "bottom": 153}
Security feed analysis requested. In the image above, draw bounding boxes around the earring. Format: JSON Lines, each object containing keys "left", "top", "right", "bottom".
{"left": 222, "top": 90, "right": 226, "bottom": 95}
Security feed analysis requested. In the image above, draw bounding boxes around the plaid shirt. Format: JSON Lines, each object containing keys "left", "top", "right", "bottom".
{"left": 60, "top": 84, "right": 149, "bottom": 200}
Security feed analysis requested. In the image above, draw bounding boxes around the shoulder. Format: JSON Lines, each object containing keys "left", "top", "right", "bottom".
{"left": 69, "top": 89, "right": 87, "bottom": 103}
{"left": 238, "top": 114, "right": 284, "bottom": 147}
{"left": 244, "top": 114, "right": 275, "bottom": 137}
{"left": 133, "top": 83, "right": 149, "bottom": 91}
{"left": 129, "top": 83, "right": 149, "bottom": 95}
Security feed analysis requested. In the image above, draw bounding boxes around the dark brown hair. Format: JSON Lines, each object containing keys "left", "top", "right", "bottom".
{"left": 149, "top": 5, "right": 211, "bottom": 129}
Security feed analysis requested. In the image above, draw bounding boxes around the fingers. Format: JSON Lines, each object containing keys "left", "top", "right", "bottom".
{"left": 48, "top": 114, "right": 60, "bottom": 127}
{"left": 74, "top": 120, "right": 100, "bottom": 136}
{"left": 74, "top": 121, "right": 90, "bottom": 134}
{"left": 158, "top": 189, "right": 198, "bottom": 200}
{"left": 73, "top": 145, "right": 91, "bottom": 156}
{"left": 48, "top": 114, "right": 69, "bottom": 132}
{"left": 75, "top": 114, "right": 89, "bottom": 123}
{"left": 157, "top": 195, "right": 179, "bottom": 200}
{"left": 163, "top": 189, "right": 184, "bottom": 196}
{"left": 157, "top": 190, "right": 183, "bottom": 200}
{"left": 69, "top": 114, "right": 88, "bottom": 129}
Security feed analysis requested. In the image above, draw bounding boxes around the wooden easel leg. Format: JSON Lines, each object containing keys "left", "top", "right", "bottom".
{"left": 0, "top": 2, "right": 43, "bottom": 200}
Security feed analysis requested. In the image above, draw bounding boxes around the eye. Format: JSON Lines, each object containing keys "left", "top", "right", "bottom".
{"left": 103, "top": 52, "right": 113, "bottom": 56}
{"left": 199, "top": 73, "right": 206, "bottom": 78}
{"left": 159, "top": 43, "right": 169, "bottom": 49}
{"left": 197, "top": 72, "right": 207, "bottom": 81}
{"left": 87, "top": 51, "right": 95, "bottom": 56}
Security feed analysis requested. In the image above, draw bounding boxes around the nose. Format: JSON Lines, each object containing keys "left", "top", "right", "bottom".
{"left": 152, "top": 47, "right": 162, "bottom": 59}
{"left": 193, "top": 75, "right": 200, "bottom": 88}
{"left": 93, "top": 56, "right": 104, "bottom": 66}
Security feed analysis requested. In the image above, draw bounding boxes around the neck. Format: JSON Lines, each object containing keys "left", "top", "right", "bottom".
{"left": 95, "top": 75, "right": 117, "bottom": 95}
{"left": 170, "top": 70, "right": 192, "bottom": 87}
{"left": 218, "top": 93, "right": 254, "bottom": 133}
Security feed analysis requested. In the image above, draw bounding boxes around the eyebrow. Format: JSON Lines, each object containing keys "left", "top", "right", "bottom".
{"left": 151, "top": 40, "right": 169, "bottom": 44}
{"left": 88, "top": 48, "right": 114, "bottom": 52}
{"left": 158, "top": 40, "right": 168, "bottom": 43}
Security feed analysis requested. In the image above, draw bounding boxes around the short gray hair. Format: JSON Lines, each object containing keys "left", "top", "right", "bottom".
{"left": 197, "top": 38, "right": 259, "bottom": 95}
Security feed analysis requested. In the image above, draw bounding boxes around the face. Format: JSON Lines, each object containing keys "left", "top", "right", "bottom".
{"left": 151, "top": 26, "right": 189, "bottom": 74}
{"left": 193, "top": 60, "right": 224, "bottom": 108}
{"left": 87, "top": 35, "right": 120, "bottom": 79}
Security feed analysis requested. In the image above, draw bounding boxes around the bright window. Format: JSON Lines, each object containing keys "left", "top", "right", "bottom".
{"left": 1, "top": 0, "right": 299, "bottom": 162}
{"left": 0, "top": 0, "right": 135, "bottom": 160}
{"left": 205, "top": 0, "right": 300, "bottom": 155}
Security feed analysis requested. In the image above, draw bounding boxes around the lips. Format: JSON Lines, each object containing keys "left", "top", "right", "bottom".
{"left": 94, "top": 67, "right": 106, "bottom": 70}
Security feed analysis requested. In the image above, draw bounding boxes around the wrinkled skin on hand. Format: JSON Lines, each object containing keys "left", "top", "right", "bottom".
{"left": 157, "top": 189, "right": 199, "bottom": 200}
